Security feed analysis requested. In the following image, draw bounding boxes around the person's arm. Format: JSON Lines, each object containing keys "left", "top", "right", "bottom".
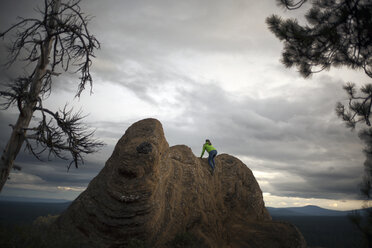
{"left": 200, "top": 144, "right": 206, "bottom": 158}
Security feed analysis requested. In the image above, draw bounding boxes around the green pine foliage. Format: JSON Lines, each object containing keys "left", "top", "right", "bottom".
{"left": 266, "top": 0, "right": 372, "bottom": 78}
{"left": 267, "top": 1, "right": 372, "bottom": 247}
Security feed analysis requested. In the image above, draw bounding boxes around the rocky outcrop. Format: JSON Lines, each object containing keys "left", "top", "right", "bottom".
{"left": 56, "top": 118, "right": 306, "bottom": 248}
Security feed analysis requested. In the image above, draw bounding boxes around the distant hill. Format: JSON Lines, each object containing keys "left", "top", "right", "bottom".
{"left": 0, "top": 200, "right": 71, "bottom": 225}
{"left": 267, "top": 205, "right": 366, "bottom": 248}
{"left": 0, "top": 201, "right": 362, "bottom": 225}
{"left": 0, "top": 195, "right": 70, "bottom": 203}
{"left": 267, "top": 205, "right": 352, "bottom": 216}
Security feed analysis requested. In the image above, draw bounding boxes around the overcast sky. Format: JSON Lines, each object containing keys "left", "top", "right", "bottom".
{"left": 0, "top": 0, "right": 370, "bottom": 210}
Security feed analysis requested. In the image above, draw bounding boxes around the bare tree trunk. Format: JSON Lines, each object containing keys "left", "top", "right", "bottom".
{"left": 0, "top": 0, "right": 61, "bottom": 192}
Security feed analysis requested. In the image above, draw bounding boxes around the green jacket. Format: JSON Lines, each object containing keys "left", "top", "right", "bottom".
{"left": 200, "top": 143, "right": 216, "bottom": 157}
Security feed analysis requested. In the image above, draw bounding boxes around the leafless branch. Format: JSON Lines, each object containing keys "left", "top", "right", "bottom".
{"left": 0, "top": 0, "right": 103, "bottom": 177}
{"left": 0, "top": 0, "right": 100, "bottom": 100}
{"left": 25, "top": 103, "right": 104, "bottom": 170}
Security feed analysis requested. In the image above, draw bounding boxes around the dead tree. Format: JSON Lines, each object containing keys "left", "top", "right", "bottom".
{"left": 0, "top": 0, "right": 103, "bottom": 191}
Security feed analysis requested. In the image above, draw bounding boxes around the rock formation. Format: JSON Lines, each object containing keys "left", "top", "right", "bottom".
{"left": 56, "top": 118, "right": 306, "bottom": 248}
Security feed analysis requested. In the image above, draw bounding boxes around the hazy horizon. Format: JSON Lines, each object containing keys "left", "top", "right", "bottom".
{"left": 0, "top": 194, "right": 365, "bottom": 212}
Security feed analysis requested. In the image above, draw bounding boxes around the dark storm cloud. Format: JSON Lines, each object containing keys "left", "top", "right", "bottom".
{"left": 0, "top": 109, "right": 104, "bottom": 198}
{"left": 74, "top": 0, "right": 294, "bottom": 102}
{"left": 0, "top": 0, "right": 95, "bottom": 95}
{"left": 3, "top": 141, "right": 106, "bottom": 199}
{"left": 0, "top": 0, "right": 45, "bottom": 77}
{"left": 82, "top": 0, "right": 256, "bottom": 53}
{"left": 263, "top": 161, "right": 363, "bottom": 200}
{"left": 149, "top": 74, "right": 365, "bottom": 200}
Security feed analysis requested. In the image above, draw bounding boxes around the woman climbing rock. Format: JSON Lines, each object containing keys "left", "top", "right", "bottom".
{"left": 200, "top": 139, "right": 217, "bottom": 175}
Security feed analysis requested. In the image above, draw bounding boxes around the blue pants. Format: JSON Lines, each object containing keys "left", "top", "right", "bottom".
{"left": 208, "top": 150, "right": 217, "bottom": 170}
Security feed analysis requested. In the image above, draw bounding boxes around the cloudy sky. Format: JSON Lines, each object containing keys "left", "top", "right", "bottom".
{"left": 0, "top": 0, "right": 370, "bottom": 210}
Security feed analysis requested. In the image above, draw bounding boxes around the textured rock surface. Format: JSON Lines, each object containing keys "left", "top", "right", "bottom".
{"left": 56, "top": 118, "right": 306, "bottom": 248}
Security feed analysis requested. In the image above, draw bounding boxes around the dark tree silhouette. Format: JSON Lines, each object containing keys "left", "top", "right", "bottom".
{"left": 267, "top": 0, "right": 371, "bottom": 78}
{"left": 0, "top": 0, "right": 103, "bottom": 191}
{"left": 267, "top": 0, "right": 371, "bottom": 246}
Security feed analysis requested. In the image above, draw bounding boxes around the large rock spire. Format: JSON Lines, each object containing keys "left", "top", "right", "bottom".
{"left": 56, "top": 118, "right": 306, "bottom": 248}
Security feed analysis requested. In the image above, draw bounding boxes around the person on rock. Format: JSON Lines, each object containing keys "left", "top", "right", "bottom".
{"left": 200, "top": 139, "right": 217, "bottom": 175}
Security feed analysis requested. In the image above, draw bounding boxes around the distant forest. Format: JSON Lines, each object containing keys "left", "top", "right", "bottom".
{"left": 272, "top": 215, "right": 363, "bottom": 248}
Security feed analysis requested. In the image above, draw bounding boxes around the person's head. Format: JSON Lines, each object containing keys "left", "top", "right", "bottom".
{"left": 205, "top": 139, "right": 211, "bottom": 145}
